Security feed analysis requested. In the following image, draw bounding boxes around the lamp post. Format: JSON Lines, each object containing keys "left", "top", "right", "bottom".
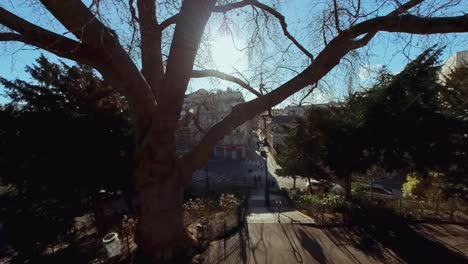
{"left": 259, "top": 138, "right": 270, "bottom": 207}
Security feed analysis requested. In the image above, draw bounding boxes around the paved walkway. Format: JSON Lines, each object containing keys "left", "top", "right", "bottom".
{"left": 247, "top": 194, "right": 314, "bottom": 224}
{"left": 198, "top": 192, "right": 351, "bottom": 264}
{"left": 198, "top": 190, "right": 468, "bottom": 264}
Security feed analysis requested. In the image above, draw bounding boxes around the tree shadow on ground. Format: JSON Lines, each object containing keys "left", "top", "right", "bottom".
{"left": 277, "top": 220, "right": 304, "bottom": 263}
{"left": 325, "top": 207, "right": 468, "bottom": 264}
{"left": 276, "top": 210, "right": 326, "bottom": 264}
{"left": 196, "top": 213, "right": 252, "bottom": 264}
{"left": 295, "top": 227, "right": 326, "bottom": 263}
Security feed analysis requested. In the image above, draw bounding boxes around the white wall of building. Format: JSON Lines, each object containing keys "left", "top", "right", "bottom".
{"left": 441, "top": 51, "right": 468, "bottom": 81}
{"left": 179, "top": 88, "right": 249, "bottom": 159}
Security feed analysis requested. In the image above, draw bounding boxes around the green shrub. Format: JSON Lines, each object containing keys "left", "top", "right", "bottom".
{"left": 286, "top": 188, "right": 307, "bottom": 202}
{"left": 183, "top": 198, "right": 217, "bottom": 221}
{"left": 402, "top": 171, "right": 448, "bottom": 200}
{"left": 183, "top": 192, "right": 244, "bottom": 227}
{"left": 351, "top": 182, "right": 368, "bottom": 198}
{"left": 321, "top": 192, "right": 346, "bottom": 212}
{"left": 218, "top": 193, "right": 240, "bottom": 210}
{"left": 287, "top": 189, "right": 346, "bottom": 213}
{"left": 402, "top": 172, "right": 422, "bottom": 198}
{"left": 301, "top": 193, "right": 322, "bottom": 205}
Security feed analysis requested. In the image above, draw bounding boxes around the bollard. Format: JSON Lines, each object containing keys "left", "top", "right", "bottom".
{"left": 102, "top": 232, "right": 122, "bottom": 258}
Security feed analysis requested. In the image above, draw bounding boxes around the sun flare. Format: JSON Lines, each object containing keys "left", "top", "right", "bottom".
{"left": 210, "top": 36, "right": 245, "bottom": 72}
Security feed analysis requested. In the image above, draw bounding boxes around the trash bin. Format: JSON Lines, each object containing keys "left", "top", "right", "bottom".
{"left": 102, "top": 232, "right": 122, "bottom": 258}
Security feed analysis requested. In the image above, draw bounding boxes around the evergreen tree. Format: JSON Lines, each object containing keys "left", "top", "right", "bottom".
{"left": 277, "top": 48, "right": 468, "bottom": 200}
{"left": 0, "top": 56, "right": 133, "bottom": 260}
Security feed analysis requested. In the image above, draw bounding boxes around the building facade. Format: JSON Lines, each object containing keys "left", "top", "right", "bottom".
{"left": 178, "top": 88, "right": 251, "bottom": 160}
{"left": 264, "top": 103, "right": 339, "bottom": 155}
{"left": 441, "top": 51, "right": 468, "bottom": 78}
{"left": 269, "top": 115, "right": 297, "bottom": 151}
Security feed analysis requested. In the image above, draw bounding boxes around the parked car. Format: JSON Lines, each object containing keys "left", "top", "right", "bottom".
{"left": 305, "top": 179, "right": 324, "bottom": 189}
{"left": 369, "top": 184, "right": 393, "bottom": 195}
{"left": 306, "top": 180, "right": 343, "bottom": 193}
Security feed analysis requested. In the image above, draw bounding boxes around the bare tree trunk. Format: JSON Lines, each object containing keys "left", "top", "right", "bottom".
{"left": 134, "top": 139, "right": 193, "bottom": 263}
{"left": 293, "top": 177, "right": 296, "bottom": 190}
{"left": 135, "top": 184, "right": 190, "bottom": 263}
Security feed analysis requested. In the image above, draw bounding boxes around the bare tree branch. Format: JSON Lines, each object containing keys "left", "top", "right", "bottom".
{"left": 39, "top": 0, "right": 114, "bottom": 46}
{"left": 159, "top": 14, "right": 177, "bottom": 30}
{"left": 346, "top": 14, "right": 468, "bottom": 38}
{"left": 351, "top": 0, "right": 424, "bottom": 50}
{"left": 2, "top": 0, "right": 467, "bottom": 257}
{"left": 183, "top": 57, "right": 320, "bottom": 175}
{"left": 389, "top": 0, "right": 424, "bottom": 16}
{"left": 161, "top": 0, "right": 217, "bottom": 121}
{"left": 277, "top": 66, "right": 300, "bottom": 75}
{"left": 182, "top": 12, "right": 468, "bottom": 174}
{"left": 333, "top": 0, "right": 342, "bottom": 33}
{"left": 160, "top": 0, "right": 314, "bottom": 60}
{"left": 299, "top": 82, "right": 318, "bottom": 106}
{"left": 0, "top": 32, "right": 23, "bottom": 41}
{"left": 137, "top": 0, "right": 164, "bottom": 97}
{"left": 0, "top": 7, "right": 106, "bottom": 66}
{"left": 129, "top": 0, "right": 140, "bottom": 23}
{"left": 192, "top": 69, "right": 262, "bottom": 97}
{"left": 247, "top": 1, "right": 315, "bottom": 60}
{"left": 37, "top": 0, "right": 157, "bottom": 133}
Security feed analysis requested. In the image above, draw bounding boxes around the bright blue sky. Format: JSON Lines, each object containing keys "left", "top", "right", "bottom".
{"left": 1, "top": 0, "right": 467, "bottom": 105}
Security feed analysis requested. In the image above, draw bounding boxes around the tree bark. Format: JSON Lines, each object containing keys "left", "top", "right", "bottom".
{"left": 135, "top": 190, "right": 191, "bottom": 263}
{"left": 133, "top": 130, "right": 193, "bottom": 263}
{"left": 134, "top": 162, "right": 192, "bottom": 263}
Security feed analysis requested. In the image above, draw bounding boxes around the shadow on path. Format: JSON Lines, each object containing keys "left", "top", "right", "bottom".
{"left": 278, "top": 220, "right": 304, "bottom": 263}
{"left": 295, "top": 228, "right": 327, "bottom": 264}
{"left": 277, "top": 208, "right": 327, "bottom": 264}
{"left": 324, "top": 208, "right": 468, "bottom": 264}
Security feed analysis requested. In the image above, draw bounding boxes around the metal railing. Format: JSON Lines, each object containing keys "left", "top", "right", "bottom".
{"left": 362, "top": 193, "right": 468, "bottom": 221}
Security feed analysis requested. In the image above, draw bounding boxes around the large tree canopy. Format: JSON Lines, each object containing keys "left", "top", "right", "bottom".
{"left": 0, "top": 55, "right": 133, "bottom": 261}
{"left": 277, "top": 48, "right": 468, "bottom": 200}
{"left": 1, "top": 0, "right": 468, "bottom": 262}
{"left": 0, "top": 55, "right": 132, "bottom": 197}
